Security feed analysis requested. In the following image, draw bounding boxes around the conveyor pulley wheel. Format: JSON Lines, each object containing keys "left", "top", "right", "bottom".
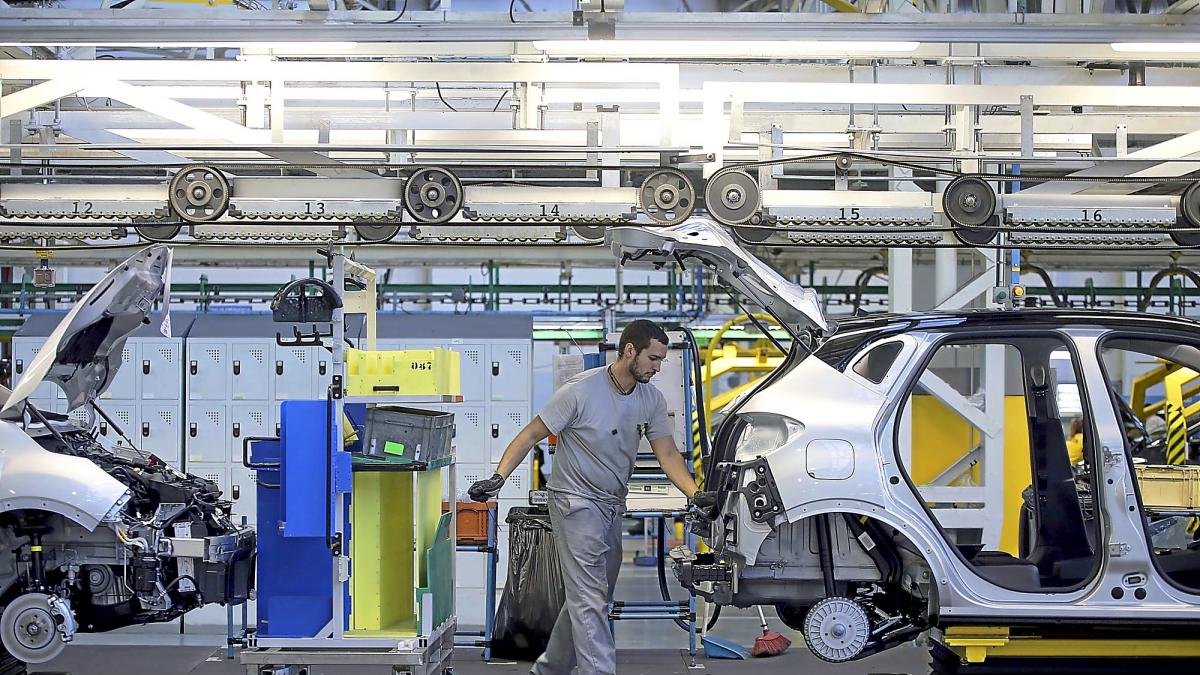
{"left": 168, "top": 165, "right": 230, "bottom": 223}
{"left": 134, "top": 225, "right": 183, "bottom": 240}
{"left": 1172, "top": 182, "right": 1200, "bottom": 247}
{"left": 403, "top": 167, "right": 463, "bottom": 224}
{"left": 704, "top": 170, "right": 761, "bottom": 226}
{"left": 639, "top": 167, "right": 697, "bottom": 225}
{"left": 571, "top": 225, "right": 607, "bottom": 241}
{"left": 354, "top": 224, "right": 402, "bottom": 242}
{"left": 944, "top": 176, "right": 998, "bottom": 245}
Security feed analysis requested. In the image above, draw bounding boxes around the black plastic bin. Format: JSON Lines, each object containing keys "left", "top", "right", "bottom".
{"left": 490, "top": 506, "right": 566, "bottom": 661}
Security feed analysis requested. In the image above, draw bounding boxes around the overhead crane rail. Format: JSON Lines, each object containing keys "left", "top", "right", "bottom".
{"left": 4, "top": 149, "right": 1200, "bottom": 250}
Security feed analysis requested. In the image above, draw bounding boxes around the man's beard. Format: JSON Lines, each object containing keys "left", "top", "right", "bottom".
{"left": 628, "top": 361, "right": 652, "bottom": 383}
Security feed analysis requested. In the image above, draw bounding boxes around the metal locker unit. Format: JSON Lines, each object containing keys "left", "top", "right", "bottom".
{"left": 499, "top": 464, "right": 530, "bottom": 499}
{"left": 95, "top": 404, "right": 138, "bottom": 444}
{"left": 231, "top": 342, "right": 271, "bottom": 401}
{"left": 488, "top": 342, "right": 532, "bottom": 402}
{"left": 12, "top": 316, "right": 68, "bottom": 401}
{"left": 65, "top": 406, "right": 140, "bottom": 444}
{"left": 231, "top": 404, "right": 272, "bottom": 453}
{"left": 186, "top": 341, "right": 228, "bottom": 400}
{"left": 314, "top": 353, "right": 334, "bottom": 399}
{"left": 186, "top": 403, "right": 229, "bottom": 464}
{"left": 101, "top": 344, "right": 137, "bottom": 401}
{"left": 228, "top": 465, "right": 259, "bottom": 525}
{"left": 140, "top": 403, "right": 183, "bottom": 468}
{"left": 139, "top": 339, "right": 183, "bottom": 401}
{"left": 453, "top": 342, "right": 488, "bottom": 402}
{"left": 11, "top": 310, "right": 192, "bottom": 407}
{"left": 452, "top": 405, "right": 487, "bottom": 465}
{"left": 184, "top": 315, "right": 279, "bottom": 403}
{"left": 455, "top": 553, "right": 490, "bottom": 612}
{"left": 487, "top": 404, "right": 529, "bottom": 464}
{"left": 273, "top": 344, "right": 316, "bottom": 401}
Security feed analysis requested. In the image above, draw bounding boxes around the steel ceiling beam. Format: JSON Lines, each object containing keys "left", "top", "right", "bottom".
{"left": 0, "top": 10, "right": 1198, "bottom": 45}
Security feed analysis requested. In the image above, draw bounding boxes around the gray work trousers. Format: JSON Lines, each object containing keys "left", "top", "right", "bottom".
{"left": 531, "top": 492, "right": 623, "bottom": 675}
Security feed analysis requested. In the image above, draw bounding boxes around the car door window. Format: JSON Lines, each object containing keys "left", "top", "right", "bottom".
{"left": 895, "top": 335, "right": 1101, "bottom": 592}
{"left": 1099, "top": 337, "right": 1200, "bottom": 593}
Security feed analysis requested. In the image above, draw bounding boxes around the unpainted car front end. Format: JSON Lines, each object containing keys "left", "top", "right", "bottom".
{"left": 0, "top": 245, "right": 254, "bottom": 664}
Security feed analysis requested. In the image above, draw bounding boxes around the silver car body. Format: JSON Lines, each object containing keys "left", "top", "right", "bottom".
{"left": 0, "top": 245, "right": 254, "bottom": 665}
{"left": 610, "top": 221, "right": 1200, "bottom": 662}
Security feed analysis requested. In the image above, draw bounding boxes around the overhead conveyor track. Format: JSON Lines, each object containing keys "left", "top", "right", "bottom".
{"left": 5, "top": 149, "right": 1200, "bottom": 251}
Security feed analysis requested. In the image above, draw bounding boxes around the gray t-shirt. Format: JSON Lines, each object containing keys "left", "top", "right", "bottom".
{"left": 538, "top": 366, "right": 674, "bottom": 504}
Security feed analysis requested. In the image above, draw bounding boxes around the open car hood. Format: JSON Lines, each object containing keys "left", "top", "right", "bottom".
{"left": 4, "top": 245, "right": 172, "bottom": 413}
{"left": 608, "top": 220, "right": 833, "bottom": 339}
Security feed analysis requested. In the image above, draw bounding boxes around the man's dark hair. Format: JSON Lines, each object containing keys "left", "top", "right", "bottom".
{"left": 618, "top": 319, "right": 669, "bottom": 357}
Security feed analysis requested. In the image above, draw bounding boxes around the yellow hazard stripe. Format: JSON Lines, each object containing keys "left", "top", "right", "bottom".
{"left": 1165, "top": 403, "right": 1188, "bottom": 465}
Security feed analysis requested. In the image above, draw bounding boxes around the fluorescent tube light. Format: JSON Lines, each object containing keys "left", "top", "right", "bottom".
{"left": 1111, "top": 43, "right": 1200, "bottom": 53}
{"left": 3, "top": 41, "right": 358, "bottom": 50}
{"left": 532, "top": 40, "right": 920, "bottom": 58}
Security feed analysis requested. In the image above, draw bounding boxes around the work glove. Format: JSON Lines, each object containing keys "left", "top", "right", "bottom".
{"left": 468, "top": 473, "right": 505, "bottom": 502}
{"left": 692, "top": 490, "right": 718, "bottom": 512}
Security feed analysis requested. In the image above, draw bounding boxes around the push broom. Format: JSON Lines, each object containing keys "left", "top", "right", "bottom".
{"left": 750, "top": 605, "right": 791, "bottom": 657}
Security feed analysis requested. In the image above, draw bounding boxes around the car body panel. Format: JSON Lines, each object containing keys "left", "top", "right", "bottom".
{"left": 608, "top": 220, "right": 830, "bottom": 337}
{"left": 0, "top": 420, "right": 129, "bottom": 531}
{"left": 4, "top": 245, "right": 171, "bottom": 413}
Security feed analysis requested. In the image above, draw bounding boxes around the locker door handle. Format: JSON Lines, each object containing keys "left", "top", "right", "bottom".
{"left": 189, "top": 422, "right": 197, "bottom": 438}
{"left": 492, "top": 361, "right": 500, "bottom": 376}
{"left": 190, "top": 360, "right": 198, "bottom": 376}
{"left": 491, "top": 424, "right": 499, "bottom": 439}
{"left": 143, "top": 360, "right": 151, "bottom": 375}
{"left": 232, "top": 485, "right": 241, "bottom": 500}
{"left": 276, "top": 360, "right": 284, "bottom": 376}
{"left": 319, "top": 361, "right": 327, "bottom": 376}
{"left": 141, "top": 422, "right": 150, "bottom": 438}
{"left": 275, "top": 423, "right": 281, "bottom": 436}
{"left": 232, "top": 422, "right": 241, "bottom": 438}
{"left": 14, "top": 359, "right": 22, "bottom": 375}
{"left": 99, "top": 422, "right": 108, "bottom": 436}
{"left": 233, "top": 360, "right": 241, "bottom": 376}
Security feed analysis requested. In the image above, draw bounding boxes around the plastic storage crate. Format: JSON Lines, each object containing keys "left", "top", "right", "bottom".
{"left": 363, "top": 406, "right": 454, "bottom": 463}
{"left": 345, "top": 348, "right": 461, "bottom": 398}
{"left": 1136, "top": 464, "right": 1200, "bottom": 510}
{"left": 444, "top": 500, "right": 494, "bottom": 545}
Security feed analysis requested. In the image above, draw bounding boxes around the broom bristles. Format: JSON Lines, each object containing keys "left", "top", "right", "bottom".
{"left": 750, "top": 629, "right": 791, "bottom": 658}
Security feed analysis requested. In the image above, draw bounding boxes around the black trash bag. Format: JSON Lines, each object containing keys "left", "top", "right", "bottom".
{"left": 490, "top": 506, "right": 565, "bottom": 661}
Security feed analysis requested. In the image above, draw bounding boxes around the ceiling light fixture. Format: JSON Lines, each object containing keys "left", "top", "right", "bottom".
{"left": 1111, "top": 42, "right": 1200, "bottom": 53}
{"left": 2, "top": 41, "right": 359, "bottom": 50}
{"left": 531, "top": 40, "right": 920, "bottom": 58}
